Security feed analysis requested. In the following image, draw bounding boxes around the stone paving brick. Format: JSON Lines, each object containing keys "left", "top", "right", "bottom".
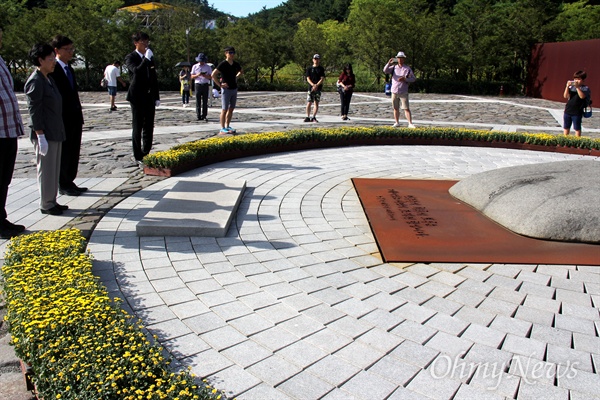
{"left": 517, "top": 381, "right": 569, "bottom": 400}
{"left": 422, "top": 296, "right": 463, "bottom": 315}
{"left": 507, "top": 354, "right": 555, "bottom": 385}
{"left": 356, "top": 327, "right": 404, "bottom": 354}
{"left": 489, "top": 315, "right": 532, "bottom": 337}
{"left": 228, "top": 313, "right": 274, "bottom": 336}
{"left": 306, "top": 354, "right": 361, "bottom": 387}
{"left": 386, "top": 386, "right": 431, "bottom": 400}
{"left": 530, "top": 324, "right": 572, "bottom": 348}
{"left": 454, "top": 305, "right": 496, "bottom": 326}
{"left": 278, "top": 315, "right": 324, "bottom": 339}
{"left": 391, "top": 319, "right": 438, "bottom": 344}
{"left": 255, "top": 302, "right": 299, "bottom": 324}
{"left": 585, "top": 281, "right": 600, "bottom": 296}
{"left": 561, "top": 302, "right": 599, "bottom": 321}
{"left": 200, "top": 326, "right": 248, "bottom": 351}
{"left": 263, "top": 281, "right": 303, "bottom": 299}
{"left": 572, "top": 332, "right": 600, "bottom": 355}
{"left": 516, "top": 270, "right": 551, "bottom": 286}
{"left": 468, "top": 368, "right": 520, "bottom": 399}
{"left": 333, "top": 297, "right": 377, "bottom": 318}
{"left": 159, "top": 287, "right": 197, "bottom": 306}
{"left": 250, "top": 326, "right": 299, "bottom": 352}
{"left": 341, "top": 282, "right": 381, "bottom": 300}
{"left": 246, "top": 271, "right": 285, "bottom": 288}
{"left": 208, "top": 365, "right": 263, "bottom": 398}
{"left": 187, "top": 348, "right": 234, "bottom": 379}
{"left": 393, "top": 271, "right": 429, "bottom": 287}
{"left": 570, "top": 390, "right": 600, "bottom": 400}
{"left": 334, "top": 340, "right": 386, "bottom": 369}
{"left": 277, "top": 370, "right": 335, "bottom": 400}
{"left": 547, "top": 344, "right": 594, "bottom": 373}
{"left": 246, "top": 354, "right": 302, "bottom": 386}
{"left": 163, "top": 333, "right": 211, "bottom": 359}
{"left": 456, "top": 265, "right": 493, "bottom": 281}
{"left": 518, "top": 281, "right": 556, "bottom": 299}
{"left": 183, "top": 311, "right": 226, "bottom": 335}
{"left": 311, "top": 287, "right": 352, "bottom": 306}
{"left": 416, "top": 280, "right": 456, "bottom": 298}
{"left": 406, "top": 263, "right": 440, "bottom": 278}
{"left": 304, "top": 327, "right": 353, "bottom": 354}
{"left": 239, "top": 290, "right": 280, "bottom": 311}
{"left": 389, "top": 338, "right": 439, "bottom": 368}
{"left": 392, "top": 301, "right": 437, "bottom": 324}
{"left": 551, "top": 275, "right": 585, "bottom": 292}
{"left": 453, "top": 384, "right": 505, "bottom": 400}
{"left": 300, "top": 263, "right": 338, "bottom": 280}
{"left": 485, "top": 274, "right": 521, "bottom": 291}
{"left": 204, "top": 261, "right": 237, "bottom": 275}
{"left": 137, "top": 305, "right": 178, "bottom": 326}
{"left": 446, "top": 287, "right": 486, "bottom": 307}
{"left": 326, "top": 258, "right": 364, "bottom": 273}
{"left": 425, "top": 313, "right": 469, "bottom": 336}
{"left": 221, "top": 340, "right": 272, "bottom": 368}
{"left": 478, "top": 297, "right": 519, "bottom": 317}
{"left": 358, "top": 309, "right": 405, "bottom": 332}
{"left": 569, "top": 269, "right": 599, "bottom": 283}
{"left": 487, "top": 286, "right": 526, "bottom": 305}
{"left": 369, "top": 263, "right": 404, "bottom": 278}
{"left": 186, "top": 278, "right": 223, "bottom": 295}
{"left": 463, "top": 343, "right": 514, "bottom": 371}
{"left": 197, "top": 289, "right": 237, "bottom": 308}
{"left": 338, "top": 370, "right": 398, "bottom": 400}
{"left": 327, "top": 315, "right": 373, "bottom": 339}
{"left": 235, "top": 262, "right": 270, "bottom": 277}
{"left": 555, "top": 288, "right": 592, "bottom": 307}
{"left": 236, "top": 383, "right": 293, "bottom": 400}
{"left": 345, "top": 266, "right": 383, "bottom": 283}
{"left": 522, "top": 294, "right": 561, "bottom": 313}
{"left": 366, "top": 275, "right": 407, "bottom": 293}
{"left": 211, "top": 301, "right": 253, "bottom": 322}
{"left": 363, "top": 292, "right": 407, "bottom": 312}
{"left": 406, "top": 368, "right": 462, "bottom": 400}
{"left": 487, "top": 264, "right": 534, "bottom": 278}
{"left": 223, "top": 281, "right": 261, "bottom": 298}
{"left": 290, "top": 276, "right": 330, "bottom": 294}
{"left": 280, "top": 292, "right": 322, "bottom": 312}
{"left": 460, "top": 323, "right": 506, "bottom": 349}
{"left": 554, "top": 314, "right": 596, "bottom": 336}
{"left": 426, "top": 331, "right": 474, "bottom": 357}
{"left": 514, "top": 305, "right": 555, "bottom": 326}
{"left": 170, "top": 300, "right": 210, "bottom": 320}
{"left": 556, "top": 366, "right": 600, "bottom": 397}
{"left": 502, "top": 334, "right": 546, "bottom": 360}
{"left": 276, "top": 339, "right": 328, "bottom": 369}
{"left": 431, "top": 270, "right": 467, "bottom": 287}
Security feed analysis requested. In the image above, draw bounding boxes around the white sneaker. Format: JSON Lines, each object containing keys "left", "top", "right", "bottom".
{"left": 392, "top": 122, "right": 401, "bottom": 127}
{"left": 408, "top": 123, "right": 416, "bottom": 128}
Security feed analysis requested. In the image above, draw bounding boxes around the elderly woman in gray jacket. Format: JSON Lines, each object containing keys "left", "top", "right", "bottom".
{"left": 25, "top": 43, "right": 67, "bottom": 215}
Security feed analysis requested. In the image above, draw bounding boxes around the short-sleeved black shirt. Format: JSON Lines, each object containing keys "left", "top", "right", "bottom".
{"left": 565, "top": 85, "right": 591, "bottom": 116}
{"left": 306, "top": 65, "right": 325, "bottom": 91}
{"left": 216, "top": 60, "right": 242, "bottom": 89}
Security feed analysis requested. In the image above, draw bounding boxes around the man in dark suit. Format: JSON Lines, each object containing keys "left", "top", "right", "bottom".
{"left": 125, "top": 31, "right": 160, "bottom": 166}
{"left": 49, "top": 35, "right": 86, "bottom": 196}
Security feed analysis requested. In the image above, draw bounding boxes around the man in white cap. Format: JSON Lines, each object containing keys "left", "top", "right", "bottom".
{"left": 191, "top": 53, "right": 212, "bottom": 121}
{"left": 383, "top": 51, "right": 416, "bottom": 128}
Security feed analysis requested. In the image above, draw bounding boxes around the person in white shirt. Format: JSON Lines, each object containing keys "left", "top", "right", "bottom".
{"left": 190, "top": 53, "right": 213, "bottom": 121}
{"left": 103, "top": 61, "right": 127, "bottom": 111}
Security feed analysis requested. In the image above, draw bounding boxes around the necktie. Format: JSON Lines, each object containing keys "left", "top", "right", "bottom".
{"left": 64, "top": 65, "right": 74, "bottom": 89}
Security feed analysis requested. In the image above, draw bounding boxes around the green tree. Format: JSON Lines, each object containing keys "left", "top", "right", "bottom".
{"left": 551, "top": 0, "right": 600, "bottom": 41}
{"left": 293, "top": 18, "right": 326, "bottom": 72}
{"left": 318, "top": 19, "right": 351, "bottom": 73}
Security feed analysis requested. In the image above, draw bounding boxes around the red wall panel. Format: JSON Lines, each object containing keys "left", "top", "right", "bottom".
{"left": 527, "top": 39, "right": 599, "bottom": 103}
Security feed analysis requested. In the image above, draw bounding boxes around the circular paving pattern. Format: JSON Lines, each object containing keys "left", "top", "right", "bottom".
{"left": 89, "top": 146, "right": 600, "bottom": 400}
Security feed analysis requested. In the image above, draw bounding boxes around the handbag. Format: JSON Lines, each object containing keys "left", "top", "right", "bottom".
{"left": 583, "top": 105, "right": 592, "bottom": 118}
{"left": 100, "top": 78, "right": 108, "bottom": 88}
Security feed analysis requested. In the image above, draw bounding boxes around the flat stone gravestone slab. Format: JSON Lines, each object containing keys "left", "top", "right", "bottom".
{"left": 449, "top": 160, "right": 600, "bottom": 244}
{"left": 136, "top": 180, "right": 246, "bottom": 237}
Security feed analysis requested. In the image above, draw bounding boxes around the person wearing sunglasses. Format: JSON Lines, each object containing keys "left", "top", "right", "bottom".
{"left": 212, "top": 46, "right": 243, "bottom": 134}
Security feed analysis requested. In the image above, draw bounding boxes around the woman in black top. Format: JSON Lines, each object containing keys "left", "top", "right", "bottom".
{"left": 337, "top": 64, "right": 355, "bottom": 121}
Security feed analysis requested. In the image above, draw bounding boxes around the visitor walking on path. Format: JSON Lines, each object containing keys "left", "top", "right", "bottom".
{"left": 179, "top": 65, "right": 191, "bottom": 107}
{"left": 0, "top": 27, "right": 26, "bottom": 238}
{"left": 212, "top": 46, "right": 243, "bottom": 134}
{"left": 191, "top": 53, "right": 212, "bottom": 121}
{"left": 563, "top": 70, "right": 591, "bottom": 137}
{"left": 383, "top": 51, "right": 416, "bottom": 128}
{"left": 337, "top": 63, "right": 355, "bottom": 121}
{"left": 305, "top": 54, "right": 325, "bottom": 122}
{"left": 125, "top": 31, "right": 160, "bottom": 165}
{"left": 103, "top": 61, "right": 126, "bottom": 111}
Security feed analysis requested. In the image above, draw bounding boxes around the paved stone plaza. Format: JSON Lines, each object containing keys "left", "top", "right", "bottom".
{"left": 1, "top": 92, "right": 599, "bottom": 399}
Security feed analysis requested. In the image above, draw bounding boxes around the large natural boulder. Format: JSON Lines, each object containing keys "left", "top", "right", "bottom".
{"left": 449, "top": 160, "right": 600, "bottom": 244}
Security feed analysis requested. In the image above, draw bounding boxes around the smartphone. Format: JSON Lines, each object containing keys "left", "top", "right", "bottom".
{"left": 393, "top": 58, "right": 399, "bottom": 64}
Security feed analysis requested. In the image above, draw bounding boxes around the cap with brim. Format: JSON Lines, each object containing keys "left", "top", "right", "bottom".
{"left": 313, "top": 54, "right": 320, "bottom": 59}
{"left": 396, "top": 51, "right": 407, "bottom": 58}
{"left": 195, "top": 53, "right": 207, "bottom": 62}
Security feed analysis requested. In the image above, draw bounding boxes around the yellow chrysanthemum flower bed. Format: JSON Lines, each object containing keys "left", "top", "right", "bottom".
{"left": 1, "top": 229, "right": 224, "bottom": 400}
{"left": 143, "top": 127, "right": 600, "bottom": 171}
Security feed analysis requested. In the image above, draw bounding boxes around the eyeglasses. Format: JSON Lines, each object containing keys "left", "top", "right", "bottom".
{"left": 60, "top": 46, "right": 75, "bottom": 53}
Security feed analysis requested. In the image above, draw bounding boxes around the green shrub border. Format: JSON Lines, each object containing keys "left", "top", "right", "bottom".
{"left": 143, "top": 126, "right": 600, "bottom": 174}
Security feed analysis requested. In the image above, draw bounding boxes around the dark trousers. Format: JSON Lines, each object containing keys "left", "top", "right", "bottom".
{"left": 130, "top": 99, "right": 156, "bottom": 161}
{"left": 0, "top": 137, "right": 17, "bottom": 221}
{"left": 195, "top": 83, "right": 209, "bottom": 120}
{"left": 59, "top": 122, "right": 83, "bottom": 190}
{"left": 339, "top": 89, "right": 353, "bottom": 116}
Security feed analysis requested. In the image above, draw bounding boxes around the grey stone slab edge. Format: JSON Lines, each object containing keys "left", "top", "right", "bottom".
{"left": 135, "top": 180, "right": 247, "bottom": 237}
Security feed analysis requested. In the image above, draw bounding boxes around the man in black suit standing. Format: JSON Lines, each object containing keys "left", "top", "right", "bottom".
{"left": 125, "top": 31, "right": 160, "bottom": 166}
{"left": 49, "top": 35, "right": 86, "bottom": 196}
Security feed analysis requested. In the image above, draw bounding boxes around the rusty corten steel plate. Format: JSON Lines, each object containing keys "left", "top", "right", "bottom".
{"left": 352, "top": 178, "right": 600, "bottom": 265}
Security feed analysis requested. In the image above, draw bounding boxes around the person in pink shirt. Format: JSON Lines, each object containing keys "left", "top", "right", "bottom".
{"left": 383, "top": 51, "right": 416, "bottom": 128}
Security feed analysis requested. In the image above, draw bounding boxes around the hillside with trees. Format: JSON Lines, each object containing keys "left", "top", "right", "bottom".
{"left": 0, "top": 0, "right": 598, "bottom": 93}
